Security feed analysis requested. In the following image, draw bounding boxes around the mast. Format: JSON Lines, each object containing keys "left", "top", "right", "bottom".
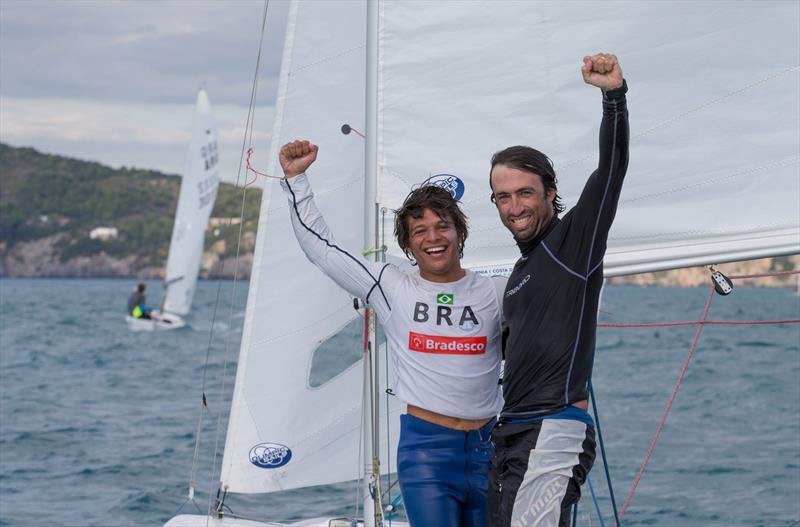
{"left": 362, "top": 0, "right": 382, "bottom": 525}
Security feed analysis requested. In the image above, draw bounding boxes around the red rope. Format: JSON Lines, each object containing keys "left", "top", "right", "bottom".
{"left": 617, "top": 285, "right": 716, "bottom": 522}
{"left": 347, "top": 126, "right": 366, "bottom": 139}
{"left": 600, "top": 319, "right": 800, "bottom": 328}
{"left": 245, "top": 148, "right": 284, "bottom": 186}
{"left": 604, "top": 268, "right": 798, "bottom": 521}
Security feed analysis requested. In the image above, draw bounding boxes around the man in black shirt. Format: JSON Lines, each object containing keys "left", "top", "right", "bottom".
{"left": 487, "top": 53, "right": 629, "bottom": 526}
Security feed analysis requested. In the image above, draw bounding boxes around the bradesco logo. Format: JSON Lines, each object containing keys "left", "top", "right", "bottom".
{"left": 408, "top": 331, "right": 487, "bottom": 355}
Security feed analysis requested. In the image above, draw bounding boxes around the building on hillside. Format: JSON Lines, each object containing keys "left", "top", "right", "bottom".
{"left": 207, "top": 217, "right": 242, "bottom": 229}
{"left": 89, "top": 227, "right": 118, "bottom": 241}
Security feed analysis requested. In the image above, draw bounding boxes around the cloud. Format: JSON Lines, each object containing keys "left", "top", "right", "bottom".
{"left": 0, "top": 0, "right": 289, "bottom": 104}
{"left": 0, "top": 0, "right": 288, "bottom": 181}
{"left": 114, "top": 22, "right": 202, "bottom": 45}
{"left": 1, "top": 95, "right": 274, "bottom": 183}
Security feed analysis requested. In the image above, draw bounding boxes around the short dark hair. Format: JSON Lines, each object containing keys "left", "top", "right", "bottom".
{"left": 137, "top": 283, "right": 146, "bottom": 292}
{"left": 489, "top": 145, "right": 565, "bottom": 215}
{"left": 394, "top": 185, "right": 468, "bottom": 261}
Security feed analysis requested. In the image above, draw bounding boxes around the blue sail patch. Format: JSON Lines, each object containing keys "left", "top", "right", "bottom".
{"left": 424, "top": 174, "right": 465, "bottom": 201}
{"left": 249, "top": 442, "right": 293, "bottom": 469}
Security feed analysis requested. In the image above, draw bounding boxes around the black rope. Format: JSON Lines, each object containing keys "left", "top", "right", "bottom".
{"left": 284, "top": 178, "right": 391, "bottom": 310}
{"left": 366, "top": 263, "right": 391, "bottom": 306}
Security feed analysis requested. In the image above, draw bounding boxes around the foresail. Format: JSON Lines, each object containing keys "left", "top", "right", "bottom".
{"left": 220, "top": 0, "right": 401, "bottom": 494}
{"left": 163, "top": 89, "right": 220, "bottom": 315}
{"left": 376, "top": 1, "right": 799, "bottom": 275}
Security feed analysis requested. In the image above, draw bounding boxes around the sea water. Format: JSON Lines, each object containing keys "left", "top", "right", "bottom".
{"left": 0, "top": 278, "right": 798, "bottom": 526}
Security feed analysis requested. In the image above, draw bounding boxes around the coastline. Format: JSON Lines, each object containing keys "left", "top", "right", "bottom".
{"left": 607, "top": 255, "right": 798, "bottom": 288}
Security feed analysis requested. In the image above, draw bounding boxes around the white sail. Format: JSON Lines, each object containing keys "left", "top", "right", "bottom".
{"left": 219, "top": 0, "right": 402, "bottom": 494}
{"left": 163, "top": 89, "right": 220, "bottom": 315}
{"left": 218, "top": 0, "right": 798, "bottom": 501}
{"left": 375, "top": 0, "right": 799, "bottom": 275}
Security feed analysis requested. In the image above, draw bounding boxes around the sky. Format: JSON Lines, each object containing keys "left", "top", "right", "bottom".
{"left": 0, "top": 0, "right": 290, "bottom": 182}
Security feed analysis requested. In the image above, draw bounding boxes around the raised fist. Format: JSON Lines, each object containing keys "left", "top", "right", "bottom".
{"left": 581, "top": 53, "right": 624, "bottom": 91}
{"left": 279, "top": 140, "right": 318, "bottom": 178}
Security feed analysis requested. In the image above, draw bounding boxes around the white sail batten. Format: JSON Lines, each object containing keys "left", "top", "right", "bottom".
{"left": 163, "top": 89, "right": 220, "bottom": 315}
{"left": 219, "top": 0, "right": 401, "bottom": 494}
{"left": 376, "top": 1, "right": 800, "bottom": 274}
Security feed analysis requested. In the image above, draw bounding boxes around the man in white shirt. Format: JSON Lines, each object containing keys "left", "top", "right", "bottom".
{"left": 280, "top": 139, "right": 503, "bottom": 527}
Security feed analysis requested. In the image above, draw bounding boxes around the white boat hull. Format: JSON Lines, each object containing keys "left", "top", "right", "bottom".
{"left": 125, "top": 311, "right": 186, "bottom": 332}
{"left": 164, "top": 514, "right": 408, "bottom": 527}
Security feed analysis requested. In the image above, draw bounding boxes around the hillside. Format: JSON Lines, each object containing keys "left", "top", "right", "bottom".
{"left": 0, "top": 143, "right": 796, "bottom": 284}
{"left": 0, "top": 143, "right": 261, "bottom": 278}
{"left": 607, "top": 255, "right": 798, "bottom": 288}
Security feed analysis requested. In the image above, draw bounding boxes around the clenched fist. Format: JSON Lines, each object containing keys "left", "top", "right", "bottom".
{"left": 280, "top": 140, "right": 319, "bottom": 178}
{"left": 581, "top": 53, "right": 624, "bottom": 91}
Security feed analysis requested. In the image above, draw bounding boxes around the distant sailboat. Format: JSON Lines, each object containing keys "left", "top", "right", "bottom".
{"left": 165, "top": 1, "right": 799, "bottom": 525}
{"left": 127, "top": 89, "right": 220, "bottom": 332}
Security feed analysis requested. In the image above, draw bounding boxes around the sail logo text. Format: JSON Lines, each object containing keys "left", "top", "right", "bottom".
{"left": 506, "top": 274, "right": 530, "bottom": 298}
{"left": 249, "top": 442, "right": 292, "bottom": 469}
{"left": 201, "top": 140, "right": 219, "bottom": 171}
{"left": 197, "top": 171, "right": 219, "bottom": 209}
{"left": 408, "top": 332, "right": 487, "bottom": 355}
{"left": 424, "top": 174, "right": 465, "bottom": 201}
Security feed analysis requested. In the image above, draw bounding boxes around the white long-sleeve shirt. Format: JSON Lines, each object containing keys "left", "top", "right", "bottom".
{"left": 281, "top": 173, "right": 503, "bottom": 420}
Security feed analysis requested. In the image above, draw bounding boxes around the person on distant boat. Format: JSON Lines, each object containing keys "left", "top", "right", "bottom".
{"left": 487, "top": 53, "right": 629, "bottom": 527}
{"left": 127, "top": 283, "right": 153, "bottom": 319}
{"left": 280, "top": 140, "right": 504, "bottom": 527}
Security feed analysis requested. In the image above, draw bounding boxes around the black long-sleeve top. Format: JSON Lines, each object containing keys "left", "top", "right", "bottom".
{"left": 500, "top": 81, "right": 629, "bottom": 418}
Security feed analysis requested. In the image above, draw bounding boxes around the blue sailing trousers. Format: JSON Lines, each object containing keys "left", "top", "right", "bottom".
{"left": 397, "top": 413, "right": 495, "bottom": 527}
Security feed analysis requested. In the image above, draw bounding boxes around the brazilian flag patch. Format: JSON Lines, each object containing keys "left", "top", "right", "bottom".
{"left": 437, "top": 293, "right": 454, "bottom": 305}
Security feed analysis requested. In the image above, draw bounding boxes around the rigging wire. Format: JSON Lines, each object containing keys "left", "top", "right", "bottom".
{"left": 173, "top": 495, "right": 204, "bottom": 517}
{"left": 561, "top": 65, "right": 800, "bottom": 172}
{"left": 600, "top": 318, "right": 800, "bottom": 328}
{"left": 607, "top": 268, "right": 800, "bottom": 524}
{"left": 208, "top": 2, "right": 273, "bottom": 516}
{"left": 579, "top": 279, "right": 618, "bottom": 527}
{"left": 353, "top": 308, "right": 368, "bottom": 522}
{"left": 617, "top": 284, "right": 714, "bottom": 523}
{"left": 587, "top": 477, "right": 607, "bottom": 527}
{"left": 379, "top": 206, "right": 398, "bottom": 524}
{"left": 584, "top": 268, "right": 800, "bottom": 525}
{"left": 589, "top": 382, "right": 621, "bottom": 527}
{"left": 177, "top": 0, "right": 273, "bottom": 521}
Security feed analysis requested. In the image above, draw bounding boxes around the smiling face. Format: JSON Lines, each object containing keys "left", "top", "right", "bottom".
{"left": 405, "top": 208, "right": 465, "bottom": 283}
{"left": 490, "top": 164, "right": 555, "bottom": 242}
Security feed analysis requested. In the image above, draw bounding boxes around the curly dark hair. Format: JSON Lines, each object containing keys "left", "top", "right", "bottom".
{"left": 394, "top": 185, "right": 468, "bottom": 261}
{"left": 489, "top": 145, "right": 566, "bottom": 215}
